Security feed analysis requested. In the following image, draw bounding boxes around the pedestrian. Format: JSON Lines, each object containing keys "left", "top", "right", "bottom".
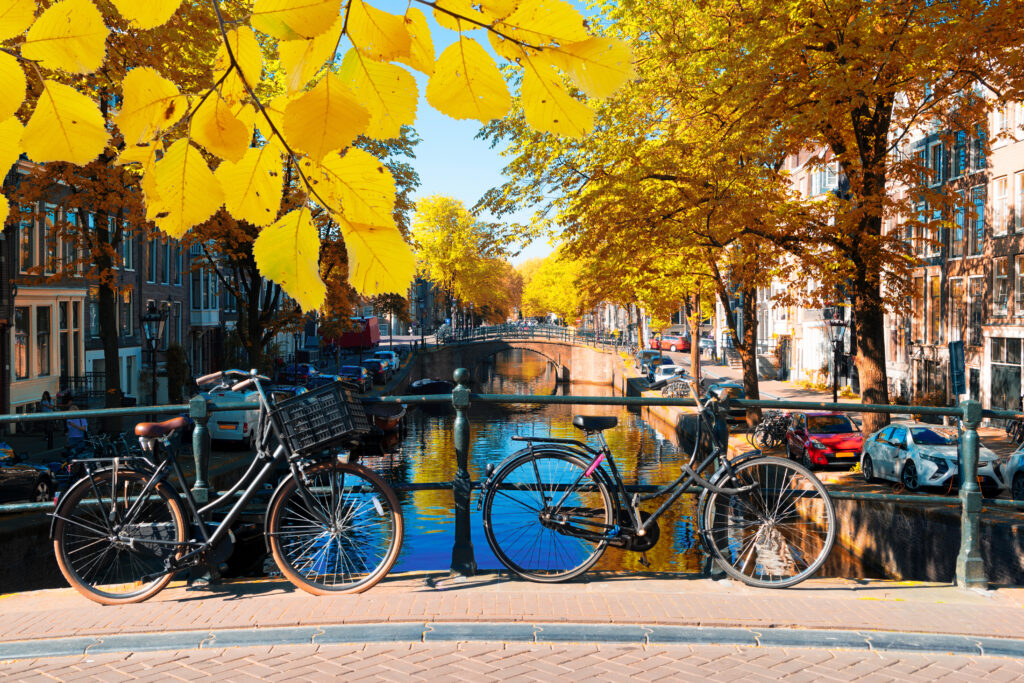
{"left": 39, "top": 390, "right": 55, "bottom": 449}
{"left": 66, "top": 405, "right": 88, "bottom": 446}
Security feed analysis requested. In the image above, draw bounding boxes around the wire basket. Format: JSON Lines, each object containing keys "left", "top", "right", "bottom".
{"left": 271, "top": 382, "right": 372, "bottom": 454}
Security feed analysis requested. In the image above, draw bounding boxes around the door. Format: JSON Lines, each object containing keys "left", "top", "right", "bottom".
{"left": 869, "top": 427, "right": 894, "bottom": 477}
{"left": 886, "top": 426, "right": 908, "bottom": 478}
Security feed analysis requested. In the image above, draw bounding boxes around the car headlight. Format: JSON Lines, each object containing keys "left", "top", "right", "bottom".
{"left": 921, "top": 454, "right": 949, "bottom": 466}
{"left": 809, "top": 439, "right": 826, "bottom": 449}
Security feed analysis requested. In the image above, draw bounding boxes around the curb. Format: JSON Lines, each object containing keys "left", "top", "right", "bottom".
{"left": 2, "top": 623, "right": 1023, "bottom": 661}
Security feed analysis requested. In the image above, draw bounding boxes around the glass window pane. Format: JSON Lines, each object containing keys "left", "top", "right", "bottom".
{"left": 37, "top": 306, "right": 50, "bottom": 377}
{"left": 1008, "top": 338, "right": 1021, "bottom": 365}
{"left": 14, "top": 307, "right": 29, "bottom": 379}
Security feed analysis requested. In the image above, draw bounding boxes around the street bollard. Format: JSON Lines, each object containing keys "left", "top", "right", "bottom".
{"left": 190, "top": 395, "right": 212, "bottom": 505}
{"left": 955, "top": 399, "right": 986, "bottom": 589}
{"left": 450, "top": 367, "right": 477, "bottom": 577}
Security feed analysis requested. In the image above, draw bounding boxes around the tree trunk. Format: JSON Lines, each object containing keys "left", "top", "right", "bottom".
{"left": 737, "top": 288, "right": 762, "bottom": 428}
{"left": 688, "top": 292, "right": 701, "bottom": 389}
{"left": 94, "top": 215, "right": 122, "bottom": 433}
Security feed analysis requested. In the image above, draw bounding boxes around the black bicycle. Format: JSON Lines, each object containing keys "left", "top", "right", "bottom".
{"left": 746, "top": 409, "right": 792, "bottom": 450}
{"left": 480, "top": 381, "right": 836, "bottom": 588}
{"left": 51, "top": 370, "right": 403, "bottom": 605}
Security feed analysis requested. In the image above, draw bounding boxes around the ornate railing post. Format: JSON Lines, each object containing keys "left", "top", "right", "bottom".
{"left": 956, "top": 399, "right": 986, "bottom": 589}
{"left": 190, "top": 395, "right": 211, "bottom": 505}
{"left": 451, "top": 368, "right": 477, "bottom": 576}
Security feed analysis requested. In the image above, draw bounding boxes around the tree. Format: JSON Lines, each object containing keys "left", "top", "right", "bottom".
{"left": 520, "top": 252, "right": 585, "bottom": 323}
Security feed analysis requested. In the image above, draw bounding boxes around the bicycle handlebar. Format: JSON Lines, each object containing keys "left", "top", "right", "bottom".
{"left": 196, "top": 371, "right": 223, "bottom": 384}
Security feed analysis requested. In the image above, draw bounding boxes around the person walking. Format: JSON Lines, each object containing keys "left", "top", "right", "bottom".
{"left": 39, "top": 391, "right": 55, "bottom": 449}
{"left": 66, "top": 405, "right": 88, "bottom": 447}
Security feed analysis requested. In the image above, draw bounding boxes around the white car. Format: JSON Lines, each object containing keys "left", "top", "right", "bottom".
{"left": 1002, "top": 443, "right": 1024, "bottom": 500}
{"left": 861, "top": 424, "right": 1004, "bottom": 496}
{"left": 198, "top": 372, "right": 261, "bottom": 449}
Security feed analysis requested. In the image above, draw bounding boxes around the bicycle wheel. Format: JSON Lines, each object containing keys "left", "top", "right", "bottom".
{"left": 482, "top": 450, "right": 614, "bottom": 582}
{"left": 701, "top": 456, "right": 835, "bottom": 588}
{"left": 267, "top": 459, "right": 403, "bottom": 595}
{"left": 53, "top": 469, "right": 187, "bottom": 605}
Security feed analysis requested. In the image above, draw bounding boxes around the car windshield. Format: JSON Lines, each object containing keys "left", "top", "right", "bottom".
{"left": 713, "top": 386, "right": 743, "bottom": 399}
{"left": 807, "top": 415, "right": 856, "bottom": 434}
{"left": 911, "top": 428, "right": 957, "bottom": 445}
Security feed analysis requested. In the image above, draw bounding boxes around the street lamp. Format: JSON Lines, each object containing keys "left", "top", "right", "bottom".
{"left": 825, "top": 309, "right": 848, "bottom": 404}
{"left": 141, "top": 300, "right": 169, "bottom": 411}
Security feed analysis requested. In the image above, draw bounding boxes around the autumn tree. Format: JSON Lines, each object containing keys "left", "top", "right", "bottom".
{"left": 520, "top": 252, "right": 585, "bottom": 323}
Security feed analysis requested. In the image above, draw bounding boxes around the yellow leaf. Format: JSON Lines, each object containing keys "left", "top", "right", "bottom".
{"left": 116, "top": 140, "right": 161, "bottom": 169}
{"left": 253, "top": 207, "right": 326, "bottom": 311}
{"left": 114, "top": 67, "right": 188, "bottom": 145}
{"left": 283, "top": 74, "right": 369, "bottom": 162}
{"left": 21, "top": 0, "right": 108, "bottom": 74}
{"left": 341, "top": 220, "right": 416, "bottom": 296}
{"left": 544, "top": 37, "right": 634, "bottom": 100}
{"left": 215, "top": 142, "right": 284, "bottom": 227}
{"left": 23, "top": 80, "right": 109, "bottom": 165}
{"left": 152, "top": 139, "right": 224, "bottom": 239}
{"left": 258, "top": 95, "right": 289, "bottom": 139}
{"left": 337, "top": 49, "right": 416, "bottom": 140}
{"left": 305, "top": 147, "right": 395, "bottom": 226}
{"left": 109, "top": 0, "right": 182, "bottom": 30}
{"left": 232, "top": 102, "right": 259, "bottom": 132}
{"left": 0, "top": 0, "right": 35, "bottom": 43}
{"left": 214, "top": 26, "right": 263, "bottom": 104}
{"left": 433, "top": 0, "right": 517, "bottom": 30}
{"left": 521, "top": 58, "right": 592, "bottom": 137}
{"left": 347, "top": 0, "right": 411, "bottom": 62}
{"left": 193, "top": 91, "right": 251, "bottom": 163}
{"left": 0, "top": 115, "right": 23, "bottom": 177}
{"left": 0, "top": 51, "right": 25, "bottom": 120}
{"left": 494, "top": 0, "right": 588, "bottom": 47}
{"left": 278, "top": 15, "right": 342, "bottom": 94}
{"left": 251, "top": 0, "right": 341, "bottom": 40}
{"left": 395, "top": 8, "right": 434, "bottom": 76}
{"left": 426, "top": 37, "right": 510, "bottom": 123}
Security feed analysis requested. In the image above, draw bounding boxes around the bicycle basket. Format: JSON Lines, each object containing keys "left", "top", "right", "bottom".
{"left": 271, "top": 382, "right": 372, "bottom": 454}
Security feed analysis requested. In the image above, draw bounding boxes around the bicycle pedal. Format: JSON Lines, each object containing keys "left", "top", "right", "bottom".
{"left": 639, "top": 552, "right": 650, "bottom": 568}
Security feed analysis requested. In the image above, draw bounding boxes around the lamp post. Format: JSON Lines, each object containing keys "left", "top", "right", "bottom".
{"left": 141, "top": 301, "right": 169, "bottom": 414}
{"left": 825, "top": 309, "right": 848, "bottom": 404}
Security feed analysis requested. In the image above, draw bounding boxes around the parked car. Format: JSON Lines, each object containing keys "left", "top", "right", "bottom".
{"left": 338, "top": 365, "right": 373, "bottom": 393}
{"left": 861, "top": 424, "right": 1003, "bottom": 496}
{"left": 362, "top": 359, "right": 391, "bottom": 384}
{"left": 699, "top": 337, "right": 716, "bottom": 351}
{"left": 373, "top": 350, "right": 401, "bottom": 373}
{"left": 706, "top": 382, "right": 747, "bottom": 422}
{"left": 634, "top": 349, "right": 661, "bottom": 370}
{"left": 279, "top": 363, "right": 318, "bottom": 384}
{"left": 1004, "top": 443, "right": 1024, "bottom": 500}
{"left": 201, "top": 382, "right": 261, "bottom": 449}
{"left": 641, "top": 355, "right": 674, "bottom": 376}
{"left": 786, "top": 411, "right": 863, "bottom": 469}
{"left": 0, "top": 447, "right": 54, "bottom": 503}
{"left": 648, "top": 364, "right": 688, "bottom": 386}
{"left": 658, "top": 335, "right": 691, "bottom": 353}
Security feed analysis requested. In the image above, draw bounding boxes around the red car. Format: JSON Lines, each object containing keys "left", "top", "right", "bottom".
{"left": 658, "top": 335, "right": 691, "bottom": 353}
{"left": 786, "top": 411, "right": 863, "bottom": 469}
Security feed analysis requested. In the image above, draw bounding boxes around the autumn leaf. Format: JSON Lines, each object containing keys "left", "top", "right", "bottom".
{"left": 214, "top": 26, "right": 264, "bottom": 103}
{"left": 395, "top": 8, "right": 434, "bottom": 76}
{"left": 346, "top": 0, "right": 411, "bottom": 62}
{"left": 251, "top": 0, "right": 342, "bottom": 40}
{"left": 521, "top": 58, "right": 592, "bottom": 137}
{"left": 253, "top": 207, "right": 326, "bottom": 311}
{"left": 109, "top": 0, "right": 183, "bottom": 30}
{"left": 426, "top": 37, "right": 510, "bottom": 123}
{"left": 0, "top": 50, "right": 25, "bottom": 120}
{"left": 544, "top": 37, "right": 635, "bottom": 100}
{"left": 192, "top": 90, "right": 251, "bottom": 163}
{"left": 341, "top": 220, "right": 416, "bottom": 296}
{"left": 494, "top": 0, "right": 588, "bottom": 47}
{"left": 306, "top": 147, "right": 396, "bottom": 227}
{"left": 21, "top": 0, "right": 108, "bottom": 74}
{"left": 278, "top": 15, "right": 342, "bottom": 94}
{"left": 23, "top": 80, "right": 109, "bottom": 165}
{"left": 0, "top": 0, "right": 34, "bottom": 43}
{"left": 283, "top": 74, "right": 370, "bottom": 161}
{"left": 152, "top": 139, "right": 225, "bottom": 238}
{"left": 114, "top": 67, "right": 188, "bottom": 145}
{"left": 337, "top": 49, "right": 417, "bottom": 140}
{"left": 215, "top": 142, "right": 284, "bottom": 227}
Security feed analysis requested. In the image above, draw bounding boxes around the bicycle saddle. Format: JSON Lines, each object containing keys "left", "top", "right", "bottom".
{"left": 572, "top": 415, "right": 618, "bottom": 432}
{"left": 134, "top": 416, "right": 189, "bottom": 438}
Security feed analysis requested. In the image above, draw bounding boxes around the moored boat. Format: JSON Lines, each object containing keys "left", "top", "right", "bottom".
{"left": 364, "top": 402, "right": 407, "bottom": 431}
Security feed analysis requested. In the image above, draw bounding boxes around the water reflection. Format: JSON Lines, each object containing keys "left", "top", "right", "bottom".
{"left": 363, "top": 349, "right": 704, "bottom": 573}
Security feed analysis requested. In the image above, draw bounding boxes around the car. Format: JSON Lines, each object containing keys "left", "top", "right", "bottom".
{"left": 641, "top": 355, "right": 674, "bottom": 376}
{"left": 634, "top": 349, "right": 661, "bottom": 370}
{"left": 373, "top": 350, "right": 401, "bottom": 372}
{"left": 338, "top": 365, "right": 373, "bottom": 393}
{"left": 202, "top": 382, "right": 261, "bottom": 449}
{"left": 648, "top": 364, "right": 688, "bottom": 386}
{"left": 362, "top": 359, "right": 391, "bottom": 384}
{"left": 1004, "top": 444, "right": 1024, "bottom": 500}
{"left": 706, "top": 382, "right": 747, "bottom": 422}
{"left": 0, "top": 446, "right": 54, "bottom": 503}
{"left": 786, "top": 411, "right": 863, "bottom": 469}
{"left": 861, "top": 425, "right": 1004, "bottom": 495}
{"left": 279, "top": 363, "right": 318, "bottom": 384}
{"left": 658, "top": 335, "right": 691, "bottom": 353}
{"left": 699, "top": 337, "right": 716, "bottom": 350}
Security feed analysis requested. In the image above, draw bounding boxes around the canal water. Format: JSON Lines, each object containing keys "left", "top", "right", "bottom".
{"left": 367, "top": 349, "right": 705, "bottom": 574}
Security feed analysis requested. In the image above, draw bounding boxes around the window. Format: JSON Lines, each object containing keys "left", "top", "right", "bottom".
{"left": 72, "top": 301, "right": 82, "bottom": 376}
{"left": 161, "top": 241, "right": 170, "bottom": 284}
{"left": 994, "top": 177, "right": 1009, "bottom": 237}
{"left": 121, "top": 222, "right": 135, "bottom": 271}
{"left": 927, "top": 205, "right": 942, "bottom": 256}
{"left": 14, "top": 307, "right": 29, "bottom": 379}
{"left": 928, "top": 142, "right": 943, "bottom": 185}
{"left": 63, "top": 209, "right": 78, "bottom": 273}
{"left": 950, "top": 192, "right": 965, "bottom": 258}
{"left": 969, "top": 186, "right": 985, "bottom": 255}
{"left": 971, "top": 127, "right": 986, "bottom": 172}
{"left": 1017, "top": 256, "right": 1024, "bottom": 316}
{"left": 995, "top": 104, "right": 1011, "bottom": 137}
{"left": 18, "top": 205, "right": 35, "bottom": 273}
{"left": 87, "top": 296, "right": 100, "bottom": 339}
{"left": 952, "top": 131, "right": 967, "bottom": 177}
{"left": 36, "top": 306, "right": 50, "bottom": 377}
{"left": 59, "top": 301, "right": 69, "bottom": 379}
{"left": 968, "top": 277, "right": 984, "bottom": 346}
{"left": 147, "top": 238, "right": 157, "bottom": 283}
{"left": 950, "top": 278, "right": 965, "bottom": 338}
{"left": 994, "top": 257, "right": 1010, "bottom": 316}
{"left": 121, "top": 288, "right": 134, "bottom": 337}
{"left": 1016, "top": 171, "right": 1024, "bottom": 233}
{"left": 172, "top": 245, "right": 182, "bottom": 285}
{"left": 914, "top": 202, "right": 926, "bottom": 256}
{"left": 913, "top": 277, "right": 925, "bottom": 343}
{"left": 191, "top": 267, "right": 202, "bottom": 310}
{"left": 929, "top": 277, "right": 941, "bottom": 343}
{"left": 43, "top": 205, "right": 58, "bottom": 275}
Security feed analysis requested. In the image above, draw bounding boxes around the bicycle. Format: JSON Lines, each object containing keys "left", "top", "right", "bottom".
{"left": 51, "top": 369, "right": 403, "bottom": 605}
{"left": 479, "top": 380, "right": 836, "bottom": 588}
{"left": 660, "top": 378, "right": 690, "bottom": 398}
{"left": 746, "top": 410, "right": 792, "bottom": 450}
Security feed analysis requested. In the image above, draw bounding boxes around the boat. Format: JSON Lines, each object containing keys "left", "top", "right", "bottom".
{"left": 364, "top": 402, "right": 407, "bottom": 432}
{"left": 409, "top": 378, "right": 455, "bottom": 415}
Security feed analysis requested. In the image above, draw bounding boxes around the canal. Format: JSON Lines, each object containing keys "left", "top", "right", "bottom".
{"left": 370, "top": 348, "right": 705, "bottom": 574}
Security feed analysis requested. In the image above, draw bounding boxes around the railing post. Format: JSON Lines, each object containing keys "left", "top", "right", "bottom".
{"left": 450, "top": 367, "right": 476, "bottom": 577}
{"left": 190, "top": 395, "right": 211, "bottom": 504}
{"left": 955, "top": 399, "right": 986, "bottom": 589}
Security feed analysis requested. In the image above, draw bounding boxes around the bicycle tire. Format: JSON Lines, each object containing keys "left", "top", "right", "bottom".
{"left": 267, "top": 459, "right": 403, "bottom": 595}
{"left": 53, "top": 468, "right": 187, "bottom": 605}
{"left": 482, "top": 450, "right": 613, "bottom": 583}
{"left": 700, "top": 456, "right": 836, "bottom": 589}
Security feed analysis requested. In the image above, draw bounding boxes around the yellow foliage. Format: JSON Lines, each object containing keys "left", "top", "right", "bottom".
{"left": 23, "top": 80, "right": 109, "bottom": 165}
{"left": 494, "top": 0, "right": 589, "bottom": 47}
{"left": 152, "top": 139, "right": 225, "bottom": 239}
{"left": 251, "top": 0, "right": 342, "bottom": 40}
{"left": 114, "top": 67, "right": 188, "bottom": 146}
{"left": 0, "top": 51, "right": 25, "bottom": 120}
{"left": 0, "top": 0, "right": 35, "bottom": 43}
{"left": 253, "top": 207, "right": 327, "bottom": 310}
{"left": 109, "top": 0, "right": 183, "bottom": 30}
{"left": 215, "top": 142, "right": 285, "bottom": 227}
{"left": 214, "top": 26, "right": 264, "bottom": 104}
{"left": 347, "top": 0, "right": 411, "bottom": 62}
{"left": 341, "top": 221, "right": 417, "bottom": 296}
{"left": 544, "top": 37, "right": 635, "bottom": 100}
{"left": 337, "top": 49, "right": 417, "bottom": 140}
{"left": 192, "top": 90, "right": 252, "bottom": 163}
{"left": 21, "top": 0, "right": 108, "bottom": 74}
{"left": 278, "top": 15, "right": 343, "bottom": 94}
{"left": 395, "top": 8, "right": 434, "bottom": 76}
{"left": 306, "top": 147, "right": 396, "bottom": 227}
{"left": 283, "top": 74, "right": 370, "bottom": 161}
{"left": 521, "top": 58, "right": 592, "bottom": 138}
{"left": 427, "top": 37, "right": 510, "bottom": 123}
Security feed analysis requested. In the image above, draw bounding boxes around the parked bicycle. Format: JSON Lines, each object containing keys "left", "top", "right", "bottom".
{"left": 479, "top": 380, "right": 836, "bottom": 588}
{"left": 660, "top": 378, "right": 691, "bottom": 398}
{"left": 746, "top": 409, "right": 792, "bottom": 450}
{"left": 51, "top": 369, "right": 403, "bottom": 605}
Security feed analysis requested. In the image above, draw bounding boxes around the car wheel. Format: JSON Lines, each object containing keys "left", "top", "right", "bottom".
{"left": 900, "top": 461, "right": 919, "bottom": 491}
{"left": 1013, "top": 473, "right": 1024, "bottom": 501}
{"left": 34, "top": 478, "right": 53, "bottom": 502}
{"left": 670, "top": 345, "right": 677, "bottom": 352}
{"left": 861, "top": 455, "right": 876, "bottom": 483}
{"left": 801, "top": 448, "right": 815, "bottom": 470}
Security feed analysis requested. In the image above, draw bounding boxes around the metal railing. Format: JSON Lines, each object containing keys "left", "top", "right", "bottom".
{"left": 438, "top": 323, "right": 626, "bottom": 349}
{"left": 1, "top": 368, "right": 1018, "bottom": 591}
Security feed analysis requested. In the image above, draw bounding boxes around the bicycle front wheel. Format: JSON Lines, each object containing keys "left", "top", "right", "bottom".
{"left": 482, "top": 451, "right": 613, "bottom": 582}
{"left": 701, "top": 456, "right": 835, "bottom": 588}
{"left": 267, "top": 460, "right": 403, "bottom": 595}
{"left": 53, "top": 469, "right": 187, "bottom": 605}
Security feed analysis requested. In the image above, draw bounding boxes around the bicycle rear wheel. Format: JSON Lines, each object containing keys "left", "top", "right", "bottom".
{"left": 700, "top": 456, "right": 835, "bottom": 588}
{"left": 267, "top": 460, "right": 403, "bottom": 595}
{"left": 482, "top": 450, "right": 613, "bottom": 582}
{"left": 53, "top": 469, "right": 186, "bottom": 605}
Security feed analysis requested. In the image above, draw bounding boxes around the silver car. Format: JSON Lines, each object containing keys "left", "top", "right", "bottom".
{"left": 861, "top": 424, "right": 1004, "bottom": 496}
{"left": 1002, "top": 443, "right": 1024, "bottom": 500}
